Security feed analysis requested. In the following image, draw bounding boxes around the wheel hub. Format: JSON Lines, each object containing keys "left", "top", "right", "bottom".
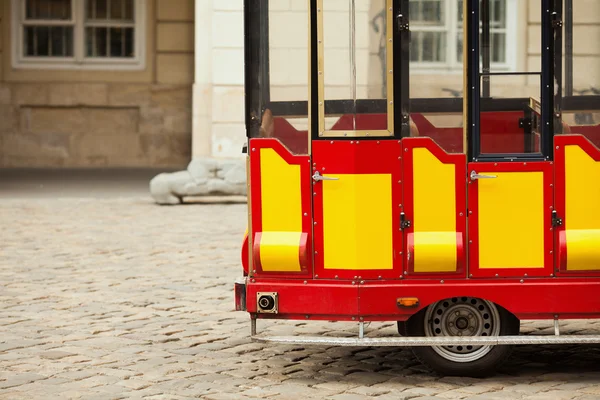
{"left": 424, "top": 297, "right": 501, "bottom": 363}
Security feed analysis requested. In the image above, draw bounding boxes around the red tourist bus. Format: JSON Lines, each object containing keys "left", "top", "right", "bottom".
{"left": 234, "top": 0, "right": 600, "bottom": 376}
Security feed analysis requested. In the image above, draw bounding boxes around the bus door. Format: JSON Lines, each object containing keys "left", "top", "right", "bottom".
{"left": 465, "top": 0, "right": 554, "bottom": 278}
{"left": 311, "top": 0, "right": 403, "bottom": 280}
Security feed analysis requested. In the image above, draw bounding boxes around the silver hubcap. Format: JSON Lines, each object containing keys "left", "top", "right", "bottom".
{"left": 424, "top": 297, "right": 501, "bottom": 363}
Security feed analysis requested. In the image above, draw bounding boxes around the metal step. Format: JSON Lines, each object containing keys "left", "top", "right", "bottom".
{"left": 252, "top": 334, "right": 600, "bottom": 346}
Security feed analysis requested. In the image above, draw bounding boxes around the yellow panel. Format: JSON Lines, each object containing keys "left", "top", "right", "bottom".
{"left": 565, "top": 230, "right": 600, "bottom": 271}
{"left": 564, "top": 145, "right": 600, "bottom": 270}
{"left": 260, "top": 148, "right": 302, "bottom": 232}
{"left": 412, "top": 148, "right": 457, "bottom": 273}
{"left": 478, "top": 172, "right": 544, "bottom": 269}
{"left": 323, "top": 174, "right": 393, "bottom": 270}
{"left": 412, "top": 232, "right": 457, "bottom": 273}
{"left": 259, "top": 232, "right": 302, "bottom": 272}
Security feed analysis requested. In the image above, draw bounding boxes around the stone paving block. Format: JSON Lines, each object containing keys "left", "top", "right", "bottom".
{"left": 0, "top": 373, "right": 47, "bottom": 389}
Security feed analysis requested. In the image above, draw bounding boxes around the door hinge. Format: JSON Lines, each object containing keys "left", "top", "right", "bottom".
{"left": 400, "top": 212, "right": 411, "bottom": 230}
{"left": 396, "top": 13, "right": 409, "bottom": 32}
{"left": 552, "top": 210, "right": 563, "bottom": 227}
{"left": 552, "top": 12, "right": 563, "bottom": 28}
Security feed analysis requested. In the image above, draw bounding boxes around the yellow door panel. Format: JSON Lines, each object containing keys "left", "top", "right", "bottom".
{"left": 322, "top": 174, "right": 393, "bottom": 270}
{"left": 478, "top": 171, "right": 545, "bottom": 269}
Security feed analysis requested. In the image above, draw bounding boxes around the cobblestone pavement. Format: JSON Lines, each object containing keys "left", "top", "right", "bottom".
{"left": 2, "top": 196, "right": 600, "bottom": 399}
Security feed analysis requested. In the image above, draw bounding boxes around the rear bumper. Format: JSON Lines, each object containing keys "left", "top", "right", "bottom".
{"left": 237, "top": 278, "right": 600, "bottom": 321}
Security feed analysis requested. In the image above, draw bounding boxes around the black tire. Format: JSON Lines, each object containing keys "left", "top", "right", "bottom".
{"left": 404, "top": 298, "right": 520, "bottom": 377}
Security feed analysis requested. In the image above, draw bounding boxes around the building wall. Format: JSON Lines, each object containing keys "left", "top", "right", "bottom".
{"left": 0, "top": 0, "right": 194, "bottom": 168}
{"left": 208, "top": 1, "right": 246, "bottom": 159}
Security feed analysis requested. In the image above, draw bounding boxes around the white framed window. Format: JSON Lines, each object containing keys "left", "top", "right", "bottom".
{"left": 11, "top": 0, "right": 146, "bottom": 70}
{"left": 409, "top": 0, "right": 517, "bottom": 73}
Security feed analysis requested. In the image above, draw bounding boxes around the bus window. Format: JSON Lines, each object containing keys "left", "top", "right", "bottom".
{"left": 475, "top": 0, "right": 543, "bottom": 156}
{"left": 247, "top": 1, "right": 310, "bottom": 155}
{"left": 320, "top": 0, "right": 393, "bottom": 137}
{"left": 409, "top": 0, "right": 465, "bottom": 154}
{"left": 561, "top": 0, "right": 600, "bottom": 148}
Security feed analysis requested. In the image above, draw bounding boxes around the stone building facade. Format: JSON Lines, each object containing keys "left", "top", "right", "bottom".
{"left": 0, "top": 0, "right": 198, "bottom": 168}
{"left": 0, "top": 0, "right": 598, "bottom": 169}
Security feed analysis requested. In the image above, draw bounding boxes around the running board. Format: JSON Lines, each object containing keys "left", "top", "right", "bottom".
{"left": 252, "top": 335, "right": 600, "bottom": 346}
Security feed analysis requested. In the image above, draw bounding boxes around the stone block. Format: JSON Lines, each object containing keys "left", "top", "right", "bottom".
{"left": 212, "top": 49, "right": 244, "bottom": 85}
{"left": 0, "top": 105, "right": 17, "bottom": 133}
{"left": 139, "top": 107, "right": 165, "bottom": 135}
{"left": 156, "top": 54, "right": 194, "bottom": 85}
{"left": 150, "top": 85, "right": 192, "bottom": 109}
{"left": 13, "top": 84, "right": 50, "bottom": 106}
{"left": 2, "top": 132, "right": 69, "bottom": 167}
{"left": 213, "top": 0, "right": 243, "bottom": 12}
{"left": 84, "top": 108, "right": 139, "bottom": 134}
{"left": 157, "top": 0, "right": 194, "bottom": 21}
{"left": 572, "top": 0, "right": 600, "bottom": 23}
{"left": 73, "top": 132, "right": 143, "bottom": 167}
{"left": 573, "top": 26, "right": 600, "bottom": 56}
{"left": 212, "top": 11, "right": 244, "bottom": 48}
{"left": 48, "top": 84, "right": 108, "bottom": 106}
{"left": 164, "top": 108, "right": 192, "bottom": 134}
{"left": 108, "top": 84, "right": 151, "bottom": 106}
{"left": 157, "top": 22, "right": 194, "bottom": 52}
{"left": 211, "top": 123, "right": 247, "bottom": 158}
{"left": 212, "top": 86, "right": 245, "bottom": 123}
{"left": 140, "top": 132, "right": 191, "bottom": 164}
{"left": 0, "top": 84, "right": 11, "bottom": 104}
{"left": 27, "top": 107, "right": 86, "bottom": 135}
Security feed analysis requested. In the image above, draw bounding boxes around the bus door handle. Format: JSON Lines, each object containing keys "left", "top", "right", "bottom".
{"left": 312, "top": 171, "right": 338, "bottom": 182}
{"left": 470, "top": 171, "right": 497, "bottom": 181}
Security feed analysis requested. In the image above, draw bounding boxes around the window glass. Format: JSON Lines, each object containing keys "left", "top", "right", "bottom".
{"left": 409, "top": 0, "right": 465, "bottom": 153}
{"left": 23, "top": 0, "right": 74, "bottom": 57}
{"left": 479, "top": 0, "right": 541, "bottom": 155}
{"left": 251, "top": 0, "right": 309, "bottom": 155}
{"left": 320, "top": 0, "right": 392, "bottom": 136}
{"left": 85, "top": 0, "right": 135, "bottom": 58}
{"left": 560, "top": 0, "right": 600, "bottom": 148}
{"left": 17, "top": 0, "right": 142, "bottom": 67}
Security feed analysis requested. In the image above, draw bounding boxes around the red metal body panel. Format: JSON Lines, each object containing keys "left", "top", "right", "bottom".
{"left": 467, "top": 161, "right": 554, "bottom": 278}
{"left": 401, "top": 137, "right": 467, "bottom": 279}
{"left": 248, "top": 138, "right": 313, "bottom": 278}
{"left": 312, "top": 139, "right": 403, "bottom": 280}
{"left": 246, "top": 280, "right": 359, "bottom": 316}
{"left": 554, "top": 134, "right": 600, "bottom": 277}
{"left": 358, "top": 280, "right": 600, "bottom": 320}
{"left": 245, "top": 279, "right": 600, "bottom": 321}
